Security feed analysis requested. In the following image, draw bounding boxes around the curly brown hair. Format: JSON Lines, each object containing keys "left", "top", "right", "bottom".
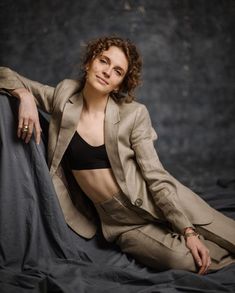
{"left": 79, "top": 36, "right": 142, "bottom": 103}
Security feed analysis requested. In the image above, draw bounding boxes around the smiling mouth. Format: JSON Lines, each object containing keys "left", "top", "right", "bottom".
{"left": 96, "top": 75, "right": 109, "bottom": 85}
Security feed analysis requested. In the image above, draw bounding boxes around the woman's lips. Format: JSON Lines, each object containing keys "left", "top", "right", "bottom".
{"left": 96, "top": 75, "right": 109, "bottom": 85}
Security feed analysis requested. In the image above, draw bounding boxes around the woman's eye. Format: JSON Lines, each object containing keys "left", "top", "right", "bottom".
{"left": 100, "top": 59, "right": 107, "bottom": 64}
{"left": 115, "top": 70, "right": 122, "bottom": 76}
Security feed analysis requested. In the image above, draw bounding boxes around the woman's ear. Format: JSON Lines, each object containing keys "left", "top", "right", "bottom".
{"left": 84, "top": 61, "right": 90, "bottom": 72}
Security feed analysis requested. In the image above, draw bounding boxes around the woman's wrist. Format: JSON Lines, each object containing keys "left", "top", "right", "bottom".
{"left": 10, "top": 88, "right": 29, "bottom": 100}
{"left": 183, "top": 227, "right": 200, "bottom": 239}
{"left": 183, "top": 227, "right": 195, "bottom": 234}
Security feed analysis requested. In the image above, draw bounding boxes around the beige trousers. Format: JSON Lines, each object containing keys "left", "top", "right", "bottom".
{"left": 95, "top": 192, "right": 235, "bottom": 272}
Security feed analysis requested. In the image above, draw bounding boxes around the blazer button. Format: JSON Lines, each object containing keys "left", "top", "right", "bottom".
{"left": 134, "top": 198, "right": 143, "bottom": 207}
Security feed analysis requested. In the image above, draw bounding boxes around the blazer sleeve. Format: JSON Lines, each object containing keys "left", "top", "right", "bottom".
{"left": 131, "top": 104, "right": 193, "bottom": 233}
{"left": 0, "top": 66, "right": 55, "bottom": 113}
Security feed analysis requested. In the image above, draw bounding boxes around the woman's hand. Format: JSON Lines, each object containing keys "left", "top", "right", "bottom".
{"left": 184, "top": 228, "right": 211, "bottom": 274}
{"left": 10, "top": 88, "right": 41, "bottom": 144}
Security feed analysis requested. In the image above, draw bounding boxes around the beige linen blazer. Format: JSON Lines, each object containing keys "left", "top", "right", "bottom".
{"left": 0, "top": 67, "right": 214, "bottom": 239}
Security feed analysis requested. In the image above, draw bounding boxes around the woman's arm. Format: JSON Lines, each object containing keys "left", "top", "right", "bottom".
{"left": 131, "top": 104, "right": 193, "bottom": 233}
{"left": 131, "top": 105, "right": 211, "bottom": 274}
{"left": 0, "top": 67, "right": 55, "bottom": 113}
{"left": 10, "top": 88, "right": 42, "bottom": 144}
{"left": 0, "top": 67, "right": 55, "bottom": 144}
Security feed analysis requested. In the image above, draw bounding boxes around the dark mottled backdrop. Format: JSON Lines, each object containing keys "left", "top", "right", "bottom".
{"left": 0, "top": 0, "right": 234, "bottom": 193}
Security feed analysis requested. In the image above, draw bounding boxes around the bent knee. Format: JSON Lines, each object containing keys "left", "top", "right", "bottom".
{"left": 164, "top": 251, "right": 197, "bottom": 272}
{"left": 117, "top": 229, "right": 197, "bottom": 272}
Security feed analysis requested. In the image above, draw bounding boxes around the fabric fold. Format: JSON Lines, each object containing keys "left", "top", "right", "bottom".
{"left": 0, "top": 94, "right": 235, "bottom": 293}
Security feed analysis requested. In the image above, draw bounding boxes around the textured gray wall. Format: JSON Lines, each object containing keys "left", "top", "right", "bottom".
{"left": 0, "top": 0, "right": 234, "bottom": 191}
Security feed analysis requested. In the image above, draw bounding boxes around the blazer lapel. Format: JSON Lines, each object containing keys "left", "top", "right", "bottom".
{"left": 104, "top": 97, "right": 120, "bottom": 162}
{"left": 105, "top": 98, "right": 129, "bottom": 196}
{"left": 50, "top": 93, "right": 83, "bottom": 175}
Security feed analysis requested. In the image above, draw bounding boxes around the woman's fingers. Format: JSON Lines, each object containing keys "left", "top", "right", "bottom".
{"left": 191, "top": 248, "right": 202, "bottom": 268}
{"left": 25, "top": 120, "right": 34, "bottom": 143}
{"left": 186, "top": 236, "right": 211, "bottom": 275}
{"left": 17, "top": 97, "right": 41, "bottom": 144}
{"left": 198, "top": 248, "right": 211, "bottom": 275}
{"left": 34, "top": 120, "right": 42, "bottom": 145}
{"left": 20, "top": 119, "right": 29, "bottom": 141}
{"left": 204, "top": 251, "right": 211, "bottom": 274}
{"left": 24, "top": 120, "right": 41, "bottom": 144}
{"left": 17, "top": 117, "right": 24, "bottom": 138}
{"left": 198, "top": 251, "right": 207, "bottom": 274}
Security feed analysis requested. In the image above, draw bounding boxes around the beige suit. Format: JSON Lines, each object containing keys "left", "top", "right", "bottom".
{"left": 0, "top": 67, "right": 235, "bottom": 271}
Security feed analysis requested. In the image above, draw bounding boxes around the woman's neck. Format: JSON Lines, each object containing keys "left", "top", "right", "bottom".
{"left": 82, "top": 85, "right": 109, "bottom": 114}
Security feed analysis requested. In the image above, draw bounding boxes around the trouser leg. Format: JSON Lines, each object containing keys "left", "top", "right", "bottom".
{"left": 116, "top": 223, "right": 235, "bottom": 272}
{"left": 95, "top": 192, "right": 235, "bottom": 272}
{"left": 116, "top": 223, "right": 196, "bottom": 271}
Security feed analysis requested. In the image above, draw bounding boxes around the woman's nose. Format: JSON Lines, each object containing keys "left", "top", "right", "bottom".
{"left": 103, "top": 66, "right": 111, "bottom": 78}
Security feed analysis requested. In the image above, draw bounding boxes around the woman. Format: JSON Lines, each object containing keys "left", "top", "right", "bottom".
{"left": 0, "top": 36, "right": 234, "bottom": 275}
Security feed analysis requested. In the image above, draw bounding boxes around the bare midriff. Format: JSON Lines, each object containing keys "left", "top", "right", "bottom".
{"left": 72, "top": 168, "right": 121, "bottom": 203}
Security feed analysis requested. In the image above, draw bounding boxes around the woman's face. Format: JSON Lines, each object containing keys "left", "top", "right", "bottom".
{"left": 86, "top": 46, "right": 129, "bottom": 95}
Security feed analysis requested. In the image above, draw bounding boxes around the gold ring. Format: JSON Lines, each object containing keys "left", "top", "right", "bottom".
{"left": 22, "top": 125, "right": 29, "bottom": 132}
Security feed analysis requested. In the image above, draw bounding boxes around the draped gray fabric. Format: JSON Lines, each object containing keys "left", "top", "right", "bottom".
{"left": 0, "top": 94, "right": 235, "bottom": 293}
